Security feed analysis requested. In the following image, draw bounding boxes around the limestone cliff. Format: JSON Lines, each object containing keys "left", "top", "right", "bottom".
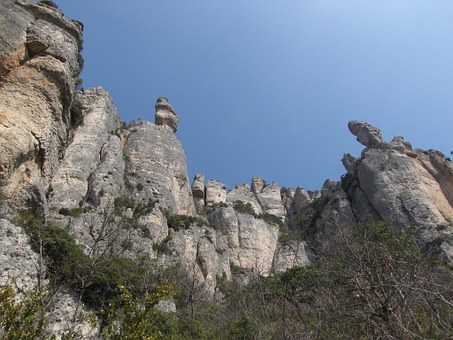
{"left": 1, "top": 1, "right": 453, "bottom": 338}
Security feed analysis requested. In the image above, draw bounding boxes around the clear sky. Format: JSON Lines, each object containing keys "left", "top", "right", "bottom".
{"left": 56, "top": 0, "right": 453, "bottom": 191}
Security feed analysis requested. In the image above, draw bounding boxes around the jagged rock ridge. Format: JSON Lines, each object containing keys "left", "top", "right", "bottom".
{"left": 0, "top": 1, "right": 453, "bottom": 337}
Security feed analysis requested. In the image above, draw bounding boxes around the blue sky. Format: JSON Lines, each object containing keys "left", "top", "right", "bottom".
{"left": 56, "top": 0, "right": 453, "bottom": 190}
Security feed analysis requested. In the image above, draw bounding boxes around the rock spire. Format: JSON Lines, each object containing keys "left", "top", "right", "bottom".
{"left": 155, "top": 97, "right": 179, "bottom": 132}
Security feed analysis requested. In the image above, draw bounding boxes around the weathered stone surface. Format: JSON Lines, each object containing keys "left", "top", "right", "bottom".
{"left": 0, "top": 0, "right": 83, "bottom": 215}
{"left": 208, "top": 207, "right": 280, "bottom": 276}
{"left": 345, "top": 122, "right": 453, "bottom": 259}
{"left": 348, "top": 120, "right": 383, "bottom": 148}
{"left": 273, "top": 240, "right": 311, "bottom": 273}
{"left": 50, "top": 88, "right": 122, "bottom": 210}
{"left": 0, "top": 219, "right": 42, "bottom": 291}
{"left": 357, "top": 149, "right": 451, "bottom": 229}
{"left": 206, "top": 179, "right": 227, "bottom": 207}
{"left": 86, "top": 135, "right": 125, "bottom": 207}
{"left": 45, "top": 289, "right": 98, "bottom": 339}
{"left": 192, "top": 173, "right": 206, "bottom": 213}
{"left": 226, "top": 183, "right": 263, "bottom": 215}
{"left": 155, "top": 97, "right": 179, "bottom": 133}
{"left": 342, "top": 153, "right": 357, "bottom": 175}
{"left": 251, "top": 177, "right": 285, "bottom": 220}
{"left": 286, "top": 186, "right": 312, "bottom": 222}
{"left": 161, "top": 225, "right": 230, "bottom": 299}
{"left": 124, "top": 119, "right": 195, "bottom": 216}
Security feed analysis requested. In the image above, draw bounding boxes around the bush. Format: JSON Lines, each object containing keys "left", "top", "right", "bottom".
{"left": 14, "top": 213, "right": 151, "bottom": 309}
{"left": 70, "top": 99, "right": 84, "bottom": 128}
{"left": 0, "top": 283, "right": 47, "bottom": 339}
{"left": 165, "top": 211, "right": 205, "bottom": 231}
{"left": 233, "top": 201, "right": 256, "bottom": 216}
{"left": 259, "top": 213, "right": 283, "bottom": 227}
{"left": 101, "top": 285, "right": 178, "bottom": 339}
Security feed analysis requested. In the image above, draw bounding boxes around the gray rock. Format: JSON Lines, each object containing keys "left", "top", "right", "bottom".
{"left": 50, "top": 88, "right": 122, "bottom": 210}
{"left": 348, "top": 120, "right": 383, "bottom": 148}
{"left": 0, "top": 1, "right": 84, "bottom": 214}
{"left": 342, "top": 153, "right": 357, "bottom": 175}
{"left": 86, "top": 135, "right": 125, "bottom": 207}
{"left": 226, "top": 183, "right": 263, "bottom": 215}
{"left": 156, "top": 299, "right": 177, "bottom": 313}
{"left": 251, "top": 177, "right": 285, "bottom": 220}
{"left": 0, "top": 219, "right": 43, "bottom": 292}
{"left": 155, "top": 97, "right": 179, "bottom": 133}
{"left": 206, "top": 180, "right": 227, "bottom": 207}
{"left": 273, "top": 240, "right": 311, "bottom": 273}
{"left": 192, "top": 173, "right": 206, "bottom": 212}
{"left": 286, "top": 187, "right": 312, "bottom": 222}
{"left": 45, "top": 289, "right": 98, "bottom": 339}
{"left": 208, "top": 207, "right": 280, "bottom": 276}
{"left": 124, "top": 119, "right": 195, "bottom": 215}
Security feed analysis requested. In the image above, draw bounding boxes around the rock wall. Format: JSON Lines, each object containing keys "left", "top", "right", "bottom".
{"left": 0, "top": 0, "right": 83, "bottom": 214}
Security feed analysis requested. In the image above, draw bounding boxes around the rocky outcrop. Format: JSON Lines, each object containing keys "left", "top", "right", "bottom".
{"left": 209, "top": 207, "right": 281, "bottom": 276}
{"left": 205, "top": 179, "right": 227, "bottom": 207}
{"left": 251, "top": 177, "right": 285, "bottom": 220}
{"left": 0, "top": 0, "right": 83, "bottom": 212}
{"left": 285, "top": 186, "right": 312, "bottom": 222}
{"left": 192, "top": 173, "right": 206, "bottom": 213}
{"left": 155, "top": 97, "right": 179, "bottom": 133}
{"left": 341, "top": 121, "right": 453, "bottom": 261}
{"left": 50, "top": 88, "right": 122, "bottom": 210}
{"left": 227, "top": 183, "right": 263, "bottom": 215}
{"left": 0, "top": 219, "right": 42, "bottom": 291}
{"left": 348, "top": 120, "right": 383, "bottom": 147}
{"left": 273, "top": 240, "right": 311, "bottom": 273}
{"left": 124, "top": 121, "right": 195, "bottom": 216}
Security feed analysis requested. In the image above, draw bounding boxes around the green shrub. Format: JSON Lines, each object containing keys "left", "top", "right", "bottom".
{"left": 233, "top": 201, "right": 256, "bottom": 216}
{"left": 227, "top": 315, "right": 255, "bottom": 340}
{"left": 58, "top": 207, "right": 83, "bottom": 218}
{"left": 70, "top": 99, "right": 84, "bottom": 128}
{"left": 153, "top": 235, "right": 172, "bottom": 255}
{"left": 165, "top": 211, "right": 205, "bottom": 231}
{"left": 15, "top": 213, "right": 89, "bottom": 287}
{"left": 0, "top": 283, "right": 47, "bottom": 339}
{"left": 259, "top": 213, "right": 283, "bottom": 227}
{"left": 72, "top": 19, "right": 84, "bottom": 31}
{"left": 14, "top": 213, "right": 151, "bottom": 309}
{"left": 101, "top": 285, "right": 178, "bottom": 339}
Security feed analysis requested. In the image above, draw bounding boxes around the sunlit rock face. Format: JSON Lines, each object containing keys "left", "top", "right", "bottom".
{"left": 341, "top": 121, "right": 453, "bottom": 261}
{"left": 0, "top": 0, "right": 83, "bottom": 213}
{"left": 155, "top": 96, "right": 179, "bottom": 133}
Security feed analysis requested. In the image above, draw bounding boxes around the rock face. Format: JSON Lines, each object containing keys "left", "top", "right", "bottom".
{"left": 251, "top": 177, "right": 285, "bottom": 220}
{"left": 50, "top": 88, "right": 122, "bottom": 210}
{"left": 0, "top": 219, "right": 42, "bottom": 291}
{"left": 124, "top": 118, "right": 195, "bottom": 216}
{"left": 2, "top": 3, "right": 453, "bottom": 338}
{"left": 208, "top": 207, "right": 280, "bottom": 276}
{"left": 340, "top": 121, "right": 453, "bottom": 261}
{"left": 227, "top": 183, "right": 263, "bottom": 215}
{"left": 0, "top": 0, "right": 83, "bottom": 213}
{"left": 192, "top": 173, "right": 206, "bottom": 213}
{"left": 205, "top": 179, "right": 227, "bottom": 207}
{"left": 348, "top": 120, "right": 383, "bottom": 147}
{"left": 155, "top": 97, "right": 179, "bottom": 132}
